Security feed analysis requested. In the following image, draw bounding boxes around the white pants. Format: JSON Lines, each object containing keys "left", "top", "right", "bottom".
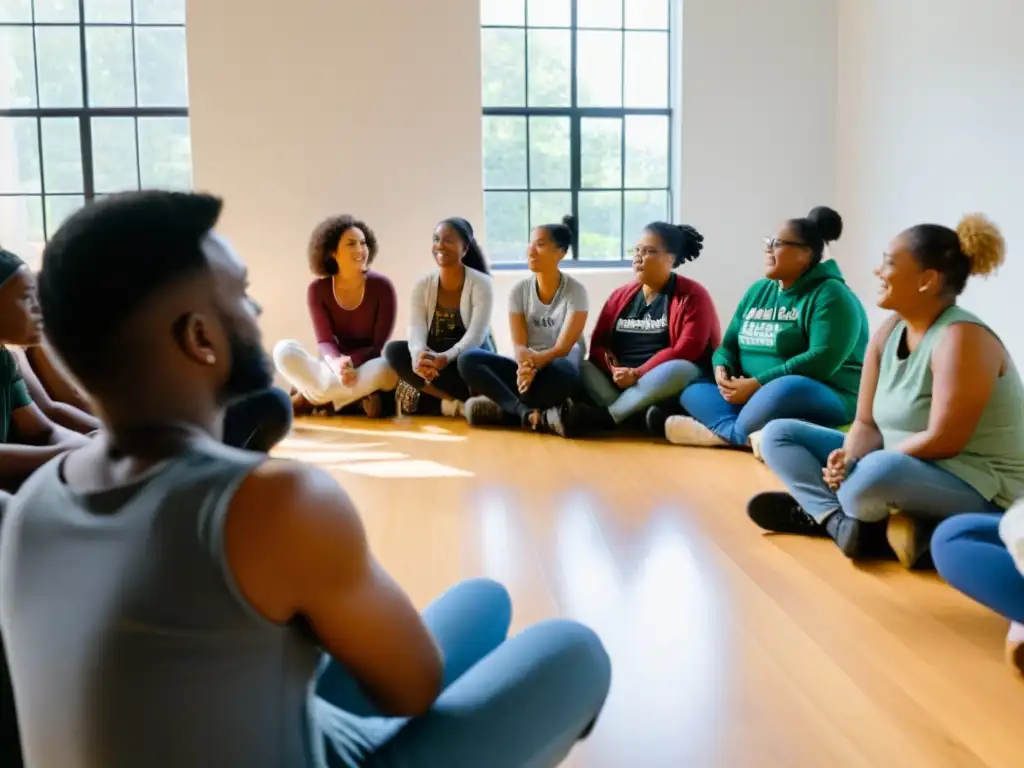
{"left": 273, "top": 339, "right": 398, "bottom": 410}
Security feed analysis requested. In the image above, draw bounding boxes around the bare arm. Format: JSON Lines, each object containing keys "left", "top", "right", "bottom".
{"left": 534, "top": 311, "right": 588, "bottom": 368}
{"left": 842, "top": 316, "right": 897, "bottom": 461}
{"left": 895, "top": 323, "right": 1003, "bottom": 460}
{"left": 24, "top": 345, "right": 94, "bottom": 413}
{"left": 12, "top": 348, "right": 99, "bottom": 434}
{"left": 225, "top": 461, "right": 444, "bottom": 717}
{"left": 510, "top": 312, "right": 530, "bottom": 362}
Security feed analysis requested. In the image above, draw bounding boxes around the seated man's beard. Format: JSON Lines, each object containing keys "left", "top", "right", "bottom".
{"left": 220, "top": 331, "right": 273, "bottom": 404}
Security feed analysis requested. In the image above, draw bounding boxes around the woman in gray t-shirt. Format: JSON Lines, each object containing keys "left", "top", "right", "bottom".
{"left": 457, "top": 216, "right": 588, "bottom": 434}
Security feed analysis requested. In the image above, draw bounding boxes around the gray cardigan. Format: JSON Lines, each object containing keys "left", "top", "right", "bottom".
{"left": 407, "top": 266, "right": 494, "bottom": 361}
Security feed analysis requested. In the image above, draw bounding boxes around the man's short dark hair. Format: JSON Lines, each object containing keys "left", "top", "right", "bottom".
{"left": 38, "top": 190, "right": 224, "bottom": 382}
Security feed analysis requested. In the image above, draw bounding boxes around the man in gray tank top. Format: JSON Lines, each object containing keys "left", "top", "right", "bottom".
{"left": 0, "top": 191, "right": 610, "bottom": 767}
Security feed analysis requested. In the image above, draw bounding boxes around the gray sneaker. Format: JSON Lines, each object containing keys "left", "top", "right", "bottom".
{"left": 465, "top": 396, "right": 504, "bottom": 426}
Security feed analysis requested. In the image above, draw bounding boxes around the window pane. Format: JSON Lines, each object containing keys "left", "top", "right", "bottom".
{"left": 625, "top": 190, "right": 668, "bottom": 243}
{"left": 482, "top": 115, "right": 526, "bottom": 189}
{"left": 92, "top": 116, "right": 139, "bottom": 193}
{"left": 528, "top": 116, "right": 569, "bottom": 189}
{"left": 133, "top": 0, "right": 185, "bottom": 24}
{"left": 0, "top": 195, "right": 44, "bottom": 256}
{"left": 624, "top": 32, "right": 668, "bottom": 108}
{"left": 0, "top": 116, "right": 41, "bottom": 193}
{"left": 576, "top": 31, "right": 621, "bottom": 107}
{"left": 480, "top": 0, "right": 523, "bottom": 26}
{"left": 45, "top": 194, "right": 84, "bottom": 238}
{"left": 0, "top": 26, "right": 37, "bottom": 108}
{"left": 625, "top": 115, "right": 668, "bottom": 187}
{"left": 625, "top": 0, "right": 669, "bottom": 29}
{"left": 527, "top": 0, "right": 569, "bottom": 27}
{"left": 36, "top": 27, "right": 83, "bottom": 107}
{"left": 481, "top": 28, "right": 525, "bottom": 108}
{"left": 529, "top": 191, "right": 571, "bottom": 231}
{"left": 87, "top": 27, "right": 136, "bottom": 107}
{"left": 33, "top": 0, "right": 80, "bottom": 22}
{"left": 581, "top": 117, "right": 621, "bottom": 189}
{"left": 578, "top": 0, "right": 622, "bottom": 28}
{"left": 484, "top": 191, "right": 528, "bottom": 263}
{"left": 0, "top": 0, "right": 32, "bottom": 23}
{"left": 41, "top": 117, "right": 83, "bottom": 193}
{"left": 135, "top": 26, "right": 188, "bottom": 107}
{"left": 527, "top": 29, "right": 569, "bottom": 107}
{"left": 578, "top": 191, "right": 622, "bottom": 261}
{"left": 85, "top": 0, "right": 133, "bottom": 22}
{"left": 137, "top": 116, "right": 191, "bottom": 189}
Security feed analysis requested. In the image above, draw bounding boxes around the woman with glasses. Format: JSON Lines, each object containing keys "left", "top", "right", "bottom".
{"left": 274, "top": 215, "right": 398, "bottom": 418}
{"left": 559, "top": 222, "right": 720, "bottom": 437}
{"left": 665, "top": 206, "right": 868, "bottom": 450}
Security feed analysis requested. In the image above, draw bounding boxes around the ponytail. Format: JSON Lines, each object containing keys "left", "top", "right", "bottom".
{"left": 441, "top": 217, "right": 490, "bottom": 275}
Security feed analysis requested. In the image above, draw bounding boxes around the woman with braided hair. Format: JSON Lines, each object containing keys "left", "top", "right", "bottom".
{"left": 751, "top": 213, "right": 1024, "bottom": 568}
{"left": 562, "top": 222, "right": 720, "bottom": 436}
{"left": 666, "top": 206, "right": 868, "bottom": 449}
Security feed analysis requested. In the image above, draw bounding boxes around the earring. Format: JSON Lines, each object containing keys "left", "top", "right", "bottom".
{"left": 204, "top": 352, "right": 216, "bottom": 364}
{"left": 918, "top": 285, "right": 928, "bottom": 293}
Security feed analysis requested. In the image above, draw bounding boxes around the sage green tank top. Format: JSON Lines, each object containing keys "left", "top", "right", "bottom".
{"left": 873, "top": 306, "right": 1024, "bottom": 508}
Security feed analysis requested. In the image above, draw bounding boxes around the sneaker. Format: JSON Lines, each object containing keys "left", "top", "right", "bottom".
{"left": 747, "top": 492, "right": 826, "bottom": 536}
{"left": 543, "top": 401, "right": 580, "bottom": 438}
{"left": 1007, "top": 622, "right": 1024, "bottom": 678}
{"left": 824, "top": 512, "right": 892, "bottom": 560}
{"left": 464, "top": 396, "right": 503, "bottom": 426}
{"left": 394, "top": 380, "right": 420, "bottom": 415}
{"left": 645, "top": 405, "right": 670, "bottom": 437}
{"left": 664, "top": 416, "right": 729, "bottom": 447}
{"left": 749, "top": 429, "right": 765, "bottom": 461}
{"left": 886, "top": 511, "right": 935, "bottom": 569}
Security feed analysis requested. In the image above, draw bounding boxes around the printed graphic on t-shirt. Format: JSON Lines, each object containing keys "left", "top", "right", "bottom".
{"left": 616, "top": 315, "right": 669, "bottom": 334}
{"left": 738, "top": 305, "right": 799, "bottom": 350}
{"left": 431, "top": 307, "right": 460, "bottom": 337}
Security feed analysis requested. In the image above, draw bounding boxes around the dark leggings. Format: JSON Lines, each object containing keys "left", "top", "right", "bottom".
{"left": 384, "top": 340, "right": 471, "bottom": 402}
{"left": 458, "top": 347, "right": 581, "bottom": 421}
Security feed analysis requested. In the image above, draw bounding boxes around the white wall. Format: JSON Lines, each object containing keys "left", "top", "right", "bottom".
{"left": 838, "top": 0, "right": 1024, "bottom": 358}
{"left": 186, "top": 0, "right": 838, "bottom": 357}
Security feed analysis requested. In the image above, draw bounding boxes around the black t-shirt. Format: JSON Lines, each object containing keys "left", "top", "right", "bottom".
{"left": 426, "top": 304, "right": 466, "bottom": 354}
{"left": 610, "top": 282, "right": 673, "bottom": 369}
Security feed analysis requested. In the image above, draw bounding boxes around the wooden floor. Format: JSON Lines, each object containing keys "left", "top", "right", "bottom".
{"left": 279, "top": 417, "right": 1024, "bottom": 768}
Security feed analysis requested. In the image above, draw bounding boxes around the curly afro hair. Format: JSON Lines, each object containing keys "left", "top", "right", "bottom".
{"left": 308, "top": 215, "right": 378, "bottom": 277}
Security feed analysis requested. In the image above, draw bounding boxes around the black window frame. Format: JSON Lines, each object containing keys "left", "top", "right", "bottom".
{"left": 482, "top": 0, "right": 675, "bottom": 268}
{"left": 0, "top": 0, "right": 189, "bottom": 241}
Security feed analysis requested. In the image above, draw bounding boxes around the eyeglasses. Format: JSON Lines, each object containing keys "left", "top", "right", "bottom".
{"left": 764, "top": 238, "right": 808, "bottom": 251}
{"left": 626, "top": 247, "right": 667, "bottom": 258}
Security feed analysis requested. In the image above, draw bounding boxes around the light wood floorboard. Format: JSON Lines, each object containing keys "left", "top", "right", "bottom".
{"left": 279, "top": 417, "right": 1024, "bottom": 767}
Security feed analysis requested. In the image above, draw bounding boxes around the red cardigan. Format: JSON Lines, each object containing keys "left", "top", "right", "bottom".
{"left": 588, "top": 273, "right": 721, "bottom": 377}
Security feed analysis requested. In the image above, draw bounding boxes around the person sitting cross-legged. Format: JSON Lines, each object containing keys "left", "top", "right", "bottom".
{"left": 749, "top": 214, "right": 1024, "bottom": 566}
{"left": 666, "top": 206, "right": 868, "bottom": 450}
{"left": 274, "top": 215, "right": 398, "bottom": 418}
{"left": 566, "top": 222, "right": 719, "bottom": 436}
{"left": 0, "top": 191, "right": 611, "bottom": 768}
{"left": 458, "top": 216, "right": 588, "bottom": 435}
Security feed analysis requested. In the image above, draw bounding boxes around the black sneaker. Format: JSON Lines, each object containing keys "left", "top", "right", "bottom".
{"left": 747, "top": 492, "right": 826, "bottom": 536}
{"left": 645, "top": 405, "right": 670, "bottom": 437}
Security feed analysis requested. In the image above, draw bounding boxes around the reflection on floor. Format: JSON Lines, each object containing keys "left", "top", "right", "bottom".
{"left": 281, "top": 417, "right": 1024, "bottom": 768}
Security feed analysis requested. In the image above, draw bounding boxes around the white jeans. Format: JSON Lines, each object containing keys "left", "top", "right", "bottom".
{"left": 273, "top": 339, "right": 398, "bottom": 410}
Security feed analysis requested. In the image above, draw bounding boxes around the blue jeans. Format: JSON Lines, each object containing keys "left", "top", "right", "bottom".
{"left": 679, "top": 375, "right": 849, "bottom": 447}
{"left": 316, "top": 579, "right": 611, "bottom": 767}
{"left": 932, "top": 514, "right": 1024, "bottom": 624}
{"left": 759, "top": 419, "right": 1002, "bottom": 523}
{"left": 580, "top": 360, "right": 700, "bottom": 424}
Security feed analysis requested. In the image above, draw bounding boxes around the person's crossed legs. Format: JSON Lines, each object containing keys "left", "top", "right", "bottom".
{"left": 316, "top": 578, "right": 612, "bottom": 767}
{"left": 669, "top": 375, "right": 849, "bottom": 448}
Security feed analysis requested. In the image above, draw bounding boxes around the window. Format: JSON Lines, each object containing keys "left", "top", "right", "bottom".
{"left": 0, "top": 0, "right": 191, "bottom": 265}
{"left": 481, "top": 0, "right": 673, "bottom": 265}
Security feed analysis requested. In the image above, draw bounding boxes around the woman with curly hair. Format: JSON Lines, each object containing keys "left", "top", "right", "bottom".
{"left": 665, "top": 206, "right": 868, "bottom": 449}
{"left": 383, "top": 217, "right": 494, "bottom": 417}
{"left": 274, "top": 215, "right": 398, "bottom": 417}
{"left": 561, "top": 222, "right": 720, "bottom": 436}
{"left": 750, "top": 214, "right": 1024, "bottom": 567}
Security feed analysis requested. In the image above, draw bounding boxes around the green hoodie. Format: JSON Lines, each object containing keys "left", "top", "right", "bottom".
{"left": 712, "top": 259, "right": 868, "bottom": 417}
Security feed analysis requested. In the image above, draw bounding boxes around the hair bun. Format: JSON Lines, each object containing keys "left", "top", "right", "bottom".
{"left": 561, "top": 214, "right": 577, "bottom": 233}
{"left": 956, "top": 213, "right": 1005, "bottom": 276}
{"left": 807, "top": 206, "right": 843, "bottom": 243}
{"left": 677, "top": 224, "right": 704, "bottom": 259}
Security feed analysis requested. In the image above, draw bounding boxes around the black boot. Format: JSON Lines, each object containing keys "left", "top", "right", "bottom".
{"left": 823, "top": 511, "right": 892, "bottom": 560}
